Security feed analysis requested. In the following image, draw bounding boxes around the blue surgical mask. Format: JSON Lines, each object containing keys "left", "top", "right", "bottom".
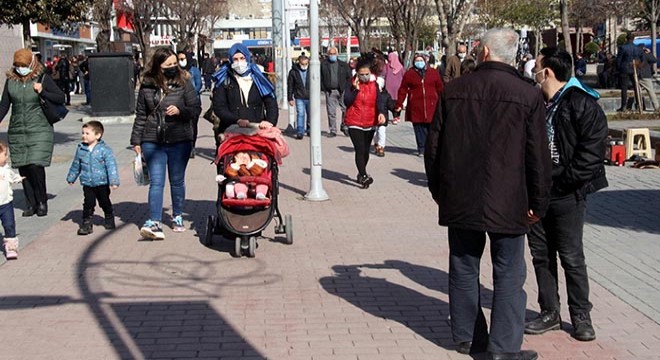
{"left": 414, "top": 61, "right": 425, "bottom": 70}
{"left": 328, "top": 55, "right": 337, "bottom": 62}
{"left": 15, "top": 67, "right": 32, "bottom": 76}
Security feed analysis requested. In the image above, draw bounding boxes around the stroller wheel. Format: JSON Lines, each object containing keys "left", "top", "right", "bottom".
{"left": 285, "top": 214, "right": 293, "bottom": 245}
{"left": 232, "top": 237, "right": 242, "bottom": 258}
{"left": 203, "top": 216, "right": 214, "bottom": 246}
{"left": 247, "top": 236, "right": 256, "bottom": 258}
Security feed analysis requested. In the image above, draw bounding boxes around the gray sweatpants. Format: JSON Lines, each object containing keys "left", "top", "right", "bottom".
{"left": 325, "top": 89, "right": 346, "bottom": 134}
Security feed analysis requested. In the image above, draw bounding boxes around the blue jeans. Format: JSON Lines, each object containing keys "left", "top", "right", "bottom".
{"left": 0, "top": 202, "right": 16, "bottom": 238}
{"left": 141, "top": 141, "right": 192, "bottom": 222}
{"left": 295, "top": 99, "right": 310, "bottom": 135}
{"left": 413, "top": 123, "right": 429, "bottom": 154}
{"left": 83, "top": 78, "right": 91, "bottom": 104}
{"left": 448, "top": 228, "right": 527, "bottom": 354}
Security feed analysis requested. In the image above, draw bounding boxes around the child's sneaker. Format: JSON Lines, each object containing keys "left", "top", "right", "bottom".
{"left": 140, "top": 220, "right": 165, "bottom": 240}
{"left": 77, "top": 218, "right": 94, "bottom": 235}
{"left": 3, "top": 237, "right": 18, "bottom": 260}
{"left": 172, "top": 215, "right": 185, "bottom": 233}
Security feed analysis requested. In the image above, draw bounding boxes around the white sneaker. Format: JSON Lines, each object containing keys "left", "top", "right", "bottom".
{"left": 172, "top": 215, "right": 185, "bottom": 233}
{"left": 140, "top": 220, "right": 165, "bottom": 240}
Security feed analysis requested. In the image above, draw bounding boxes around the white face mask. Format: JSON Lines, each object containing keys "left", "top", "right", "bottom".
{"left": 458, "top": 52, "right": 467, "bottom": 60}
{"left": 232, "top": 61, "right": 249, "bottom": 75}
{"left": 178, "top": 60, "right": 187, "bottom": 68}
{"left": 15, "top": 67, "right": 32, "bottom": 76}
{"left": 534, "top": 69, "right": 547, "bottom": 87}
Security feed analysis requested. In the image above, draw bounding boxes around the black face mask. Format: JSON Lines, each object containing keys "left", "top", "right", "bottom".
{"left": 163, "top": 66, "right": 179, "bottom": 79}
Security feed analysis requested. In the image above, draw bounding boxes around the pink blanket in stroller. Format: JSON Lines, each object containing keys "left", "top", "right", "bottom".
{"left": 217, "top": 127, "right": 289, "bottom": 165}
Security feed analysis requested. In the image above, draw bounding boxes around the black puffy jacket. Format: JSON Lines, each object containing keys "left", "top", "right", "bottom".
{"left": 548, "top": 85, "right": 608, "bottom": 198}
{"left": 130, "top": 75, "right": 202, "bottom": 145}
{"left": 212, "top": 74, "right": 278, "bottom": 133}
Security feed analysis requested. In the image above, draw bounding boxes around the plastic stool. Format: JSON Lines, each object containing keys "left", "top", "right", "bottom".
{"left": 625, "top": 128, "right": 652, "bottom": 159}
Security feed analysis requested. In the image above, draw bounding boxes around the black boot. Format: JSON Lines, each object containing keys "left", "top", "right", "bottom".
{"left": 571, "top": 313, "right": 596, "bottom": 341}
{"left": 77, "top": 219, "right": 93, "bottom": 235}
{"left": 22, "top": 206, "right": 36, "bottom": 217}
{"left": 36, "top": 202, "right": 48, "bottom": 217}
{"left": 525, "top": 309, "right": 561, "bottom": 335}
{"left": 104, "top": 215, "right": 116, "bottom": 230}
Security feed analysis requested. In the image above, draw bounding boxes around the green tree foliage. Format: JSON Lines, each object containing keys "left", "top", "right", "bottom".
{"left": 584, "top": 41, "right": 600, "bottom": 56}
{"left": 0, "top": 0, "right": 91, "bottom": 45}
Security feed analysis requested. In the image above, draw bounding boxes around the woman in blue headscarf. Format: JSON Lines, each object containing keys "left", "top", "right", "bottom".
{"left": 212, "top": 43, "right": 278, "bottom": 134}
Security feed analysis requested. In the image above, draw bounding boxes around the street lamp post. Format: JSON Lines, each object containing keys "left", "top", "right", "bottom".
{"left": 305, "top": 0, "right": 328, "bottom": 201}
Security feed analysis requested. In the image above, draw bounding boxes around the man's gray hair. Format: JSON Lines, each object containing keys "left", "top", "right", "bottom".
{"left": 481, "top": 28, "right": 519, "bottom": 65}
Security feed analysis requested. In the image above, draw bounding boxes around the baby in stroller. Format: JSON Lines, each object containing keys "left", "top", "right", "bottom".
{"left": 216, "top": 151, "right": 270, "bottom": 200}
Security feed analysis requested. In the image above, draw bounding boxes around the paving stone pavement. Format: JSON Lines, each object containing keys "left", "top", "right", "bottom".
{"left": 0, "top": 94, "right": 659, "bottom": 360}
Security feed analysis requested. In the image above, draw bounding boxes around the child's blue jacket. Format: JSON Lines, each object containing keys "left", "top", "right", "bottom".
{"left": 67, "top": 140, "right": 120, "bottom": 187}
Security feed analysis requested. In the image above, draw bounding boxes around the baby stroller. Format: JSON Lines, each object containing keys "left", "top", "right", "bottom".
{"left": 202, "top": 127, "right": 292, "bottom": 258}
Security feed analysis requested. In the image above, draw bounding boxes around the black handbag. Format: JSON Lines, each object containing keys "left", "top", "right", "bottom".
{"left": 38, "top": 74, "right": 68, "bottom": 125}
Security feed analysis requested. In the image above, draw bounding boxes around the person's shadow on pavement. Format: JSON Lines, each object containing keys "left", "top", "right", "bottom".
{"left": 319, "top": 262, "right": 488, "bottom": 359}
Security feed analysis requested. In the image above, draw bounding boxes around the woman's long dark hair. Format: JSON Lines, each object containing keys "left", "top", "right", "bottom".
{"left": 145, "top": 47, "right": 185, "bottom": 90}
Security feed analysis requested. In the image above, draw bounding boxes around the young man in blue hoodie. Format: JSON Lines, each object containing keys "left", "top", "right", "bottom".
{"left": 526, "top": 47, "right": 608, "bottom": 342}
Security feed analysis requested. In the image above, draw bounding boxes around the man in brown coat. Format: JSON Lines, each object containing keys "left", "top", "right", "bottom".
{"left": 443, "top": 44, "right": 472, "bottom": 82}
{"left": 425, "top": 28, "right": 552, "bottom": 360}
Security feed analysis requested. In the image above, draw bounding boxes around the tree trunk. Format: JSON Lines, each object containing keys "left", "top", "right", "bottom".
{"left": 560, "top": 0, "right": 572, "bottom": 57}
{"left": 356, "top": 26, "right": 369, "bottom": 53}
{"left": 653, "top": 2, "right": 658, "bottom": 73}
{"left": 96, "top": 31, "right": 112, "bottom": 53}
{"left": 22, "top": 19, "right": 32, "bottom": 49}
{"left": 534, "top": 30, "right": 541, "bottom": 57}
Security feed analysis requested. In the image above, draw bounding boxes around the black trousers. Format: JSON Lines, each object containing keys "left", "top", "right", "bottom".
{"left": 203, "top": 73, "right": 212, "bottom": 90}
{"left": 82, "top": 185, "right": 113, "bottom": 219}
{"left": 449, "top": 228, "right": 527, "bottom": 353}
{"left": 348, "top": 128, "right": 375, "bottom": 177}
{"left": 619, "top": 72, "right": 639, "bottom": 109}
{"left": 527, "top": 193, "right": 592, "bottom": 317}
{"left": 57, "top": 79, "right": 71, "bottom": 105}
{"left": 18, "top": 165, "right": 47, "bottom": 209}
{"left": 191, "top": 117, "right": 199, "bottom": 149}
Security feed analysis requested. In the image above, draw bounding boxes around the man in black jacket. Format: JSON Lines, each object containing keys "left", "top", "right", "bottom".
{"left": 616, "top": 32, "right": 643, "bottom": 111}
{"left": 525, "top": 47, "right": 608, "bottom": 342}
{"left": 320, "top": 47, "right": 352, "bottom": 137}
{"left": 425, "top": 28, "right": 551, "bottom": 360}
{"left": 287, "top": 55, "right": 311, "bottom": 139}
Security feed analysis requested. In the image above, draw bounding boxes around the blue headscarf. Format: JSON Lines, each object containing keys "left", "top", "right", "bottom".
{"left": 212, "top": 43, "right": 275, "bottom": 98}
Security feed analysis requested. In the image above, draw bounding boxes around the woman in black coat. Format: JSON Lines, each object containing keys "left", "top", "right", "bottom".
{"left": 212, "top": 43, "right": 278, "bottom": 134}
{"left": 130, "top": 47, "right": 201, "bottom": 240}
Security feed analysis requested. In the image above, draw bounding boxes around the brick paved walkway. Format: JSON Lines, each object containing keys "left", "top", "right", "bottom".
{"left": 0, "top": 95, "right": 658, "bottom": 359}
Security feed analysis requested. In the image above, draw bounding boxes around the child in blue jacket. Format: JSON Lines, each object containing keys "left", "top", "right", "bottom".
{"left": 67, "top": 121, "right": 120, "bottom": 235}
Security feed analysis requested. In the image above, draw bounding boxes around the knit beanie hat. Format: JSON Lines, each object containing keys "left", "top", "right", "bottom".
{"left": 13, "top": 48, "right": 33, "bottom": 67}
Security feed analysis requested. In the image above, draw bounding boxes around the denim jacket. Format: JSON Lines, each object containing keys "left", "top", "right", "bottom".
{"left": 67, "top": 140, "right": 120, "bottom": 187}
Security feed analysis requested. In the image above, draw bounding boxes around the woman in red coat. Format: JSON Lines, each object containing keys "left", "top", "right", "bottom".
{"left": 395, "top": 54, "right": 444, "bottom": 156}
{"left": 344, "top": 57, "right": 387, "bottom": 188}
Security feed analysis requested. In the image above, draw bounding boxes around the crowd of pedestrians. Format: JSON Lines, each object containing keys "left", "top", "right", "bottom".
{"left": 0, "top": 26, "right": 614, "bottom": 360}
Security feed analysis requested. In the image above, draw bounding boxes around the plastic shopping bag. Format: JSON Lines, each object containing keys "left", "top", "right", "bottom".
{"left": 133, "top": 155, "right": 150, "bottom": 186}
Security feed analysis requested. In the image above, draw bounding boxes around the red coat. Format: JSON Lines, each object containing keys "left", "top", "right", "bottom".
{"left": 344, "top": 78, "right": 380, "bottom": 128}
{"left": 396, "top": 67, "right": 444, "bottom": 124}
